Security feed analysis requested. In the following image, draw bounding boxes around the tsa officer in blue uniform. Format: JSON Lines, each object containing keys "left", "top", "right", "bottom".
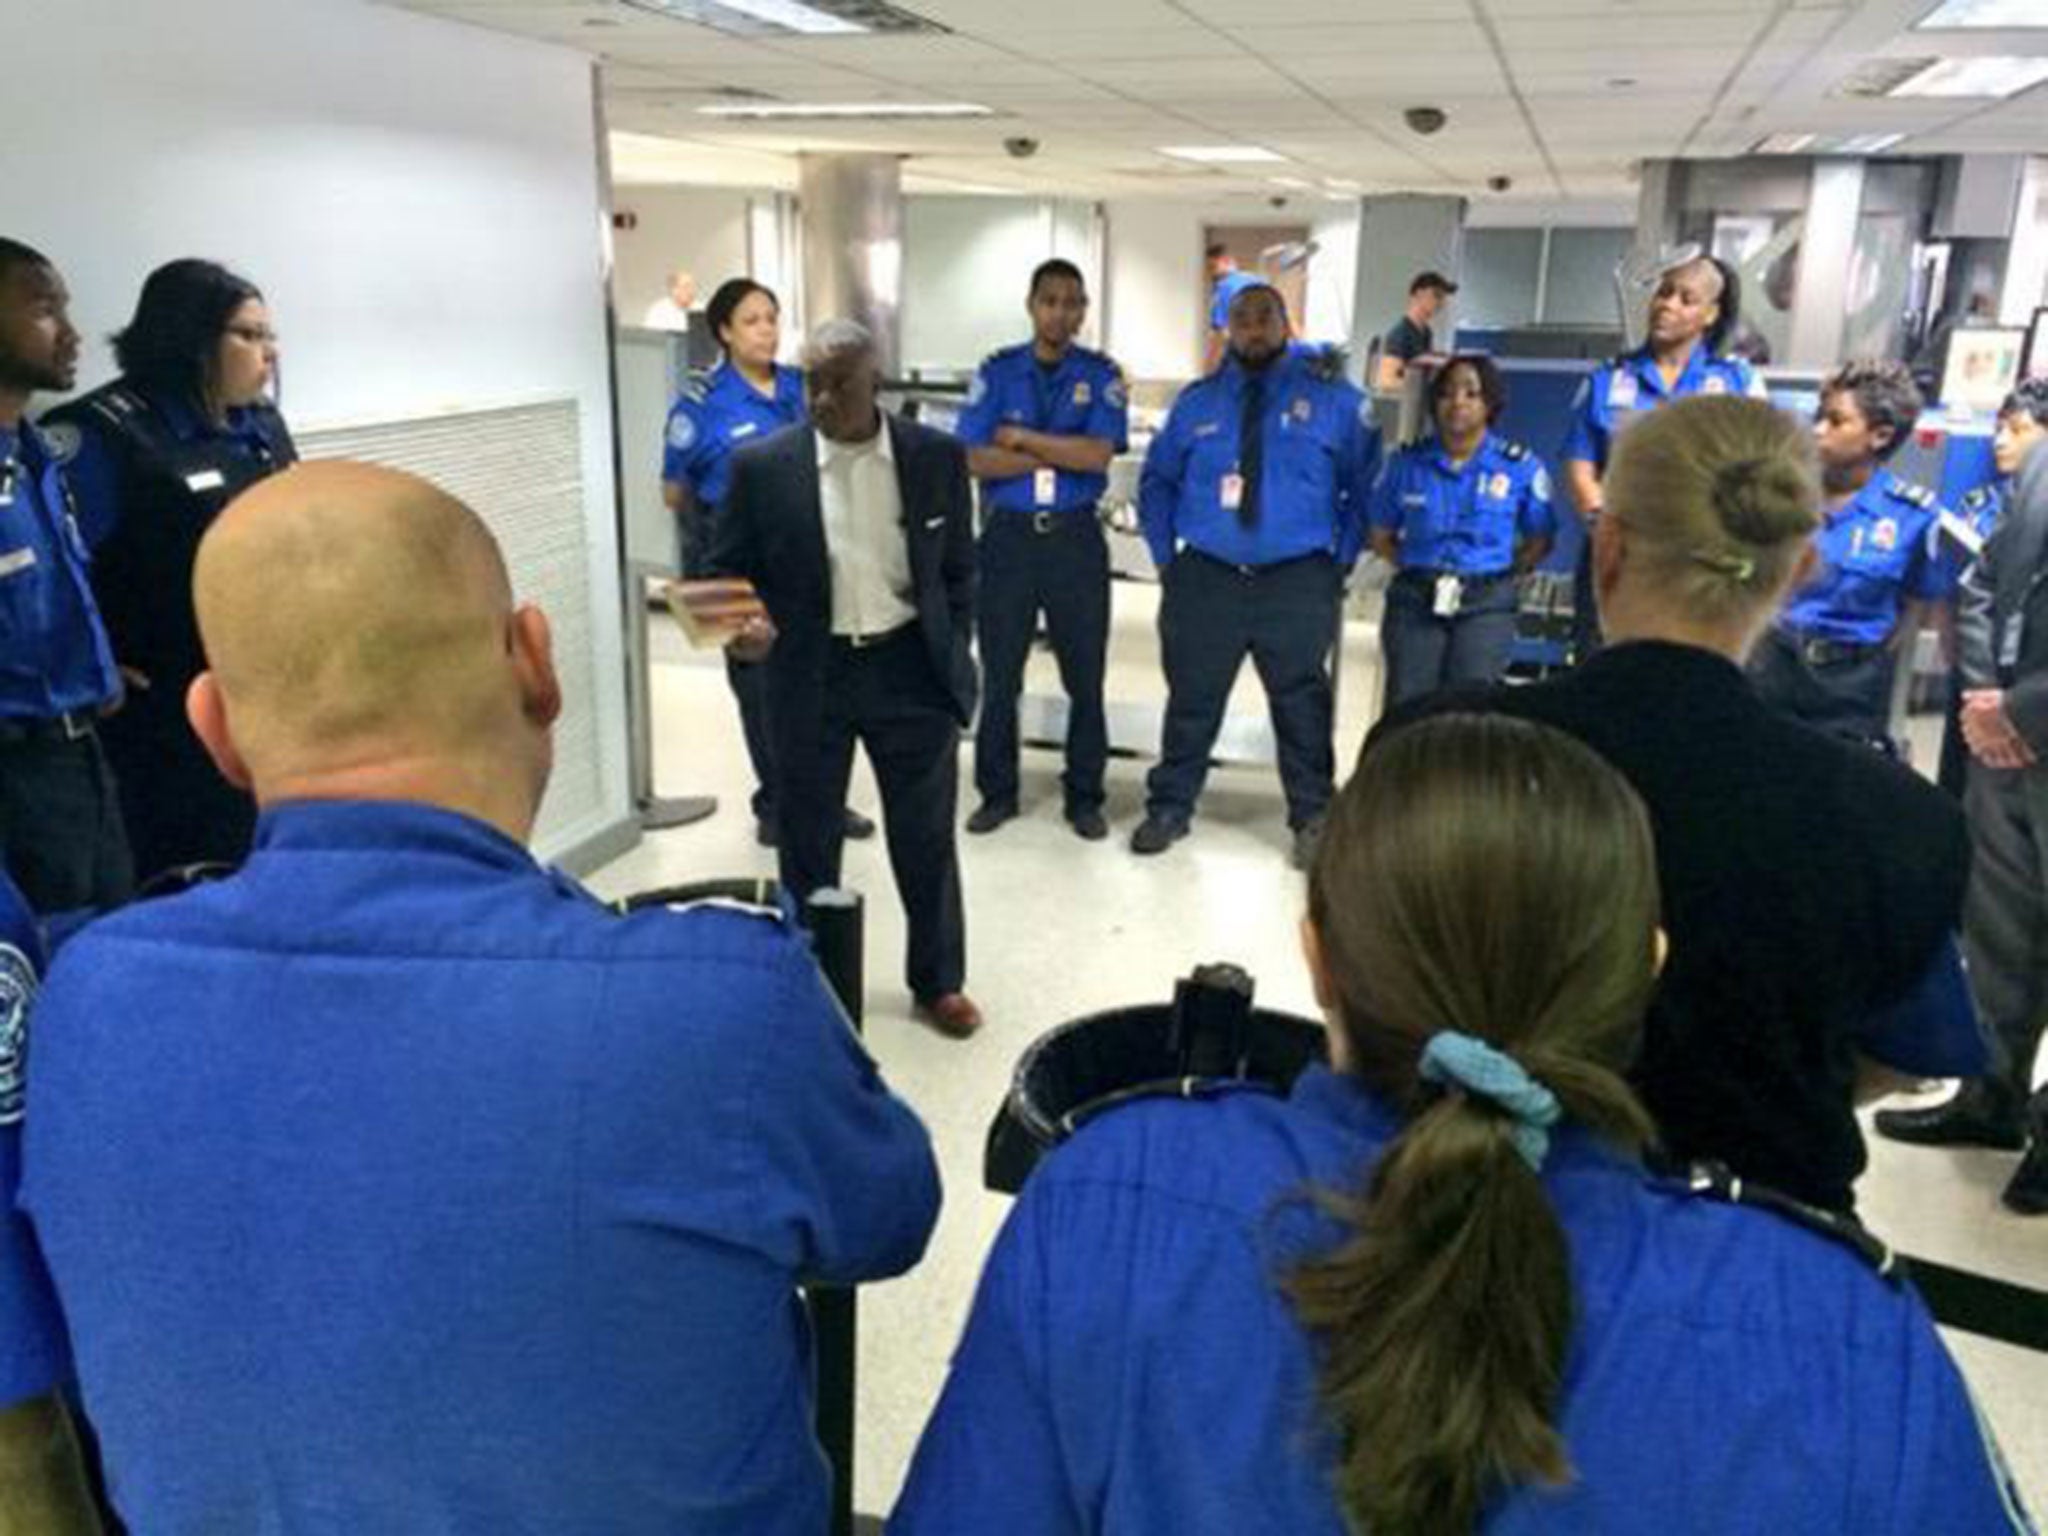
{"left": 1751, "top": 360, "right": 1950, "bottom": 747}
{"left": 1201, "top": 244, "right": 1264, "bottom": 375}
{"left": 665, "top": 278, "right": 873, "bottom": 848}
{"left": 891, "top": 716, "right": 2036, "bottom": 1536}
{"left": 25, "top": 461, "right": 940, "bottom": 1536}
{"left": 1370, "top": 353, "right": 1555, "bottom": 707}
{"left": 957, "top": 259, "right": 1128, "bottom": 841}
{"left": 1133, "top": 283, "right": 1379, "bottom": 869}
{"left": 1, "top": 868, "right": 105, "bottom": 1534}
{"left": 1562, "top": 256, "right": 1762, "bottom": 656}
{"left": 43, "top": 258, "right": 297, "bottom": 885}
{"left": 0, "top": 240, "right": 130, "bottom": 916}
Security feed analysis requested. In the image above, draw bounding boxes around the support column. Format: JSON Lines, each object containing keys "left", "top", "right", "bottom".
{"left": 798, "top": 153, "right": 904, "bottom": 375}
{"left": 1348, "top": 194, "right": 1466, "bottom": 371}
{"left": 1787, "top": 158, "right": 1867, "bottom": 370}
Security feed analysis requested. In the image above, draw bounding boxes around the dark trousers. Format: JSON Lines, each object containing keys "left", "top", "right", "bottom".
{"left": 0, "top": 725, "right": 134, "bottom": 915}
{"left": 726, "top": 653, "right": 778, "bottom": 823}
{"left": 1146, "top": 551, "right": 1340, "bottom": 830}
{"left": 100, "top": 688, "right": 255, "bottom": 883}
{"left": 1962, "top": 759, "right": 2048, "bottom": 1106}
{"left": 1748, "top": 629, "right": 1896, "bottom": 747}
{"left": 1571, "top": 527, "right": 1601, "bottom": 662}
{"left": 973, "top": 512, "right": 1110, "bottom": 814}
{"left": 776, "top": 629, "right": 965, "bottom": 999}
{"left": 1380, "top": 570, "right": 1520, "bottom": 709}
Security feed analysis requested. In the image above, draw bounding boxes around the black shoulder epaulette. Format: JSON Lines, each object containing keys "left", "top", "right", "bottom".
{"left": 1895, "top": 480, "right": 1936, "bottom": 509}
{"left": 1676, "top": 1162, "right": 1899, "bottom": 1281}
{"left": 1962, "top": 485, "right": 1997, "bottom": 511}
{"left": 1500, "top": 439, "right": 1529, "bottom": 461}
{"left": 1303, "top": 345, "right": 1348, "bottom": 383}
{"left": 677, "top": 370, "right": 712, "bottom": 405}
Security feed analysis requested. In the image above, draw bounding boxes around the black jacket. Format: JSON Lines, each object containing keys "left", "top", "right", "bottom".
{"left": 1366, "top": 641, "right": 1969, "bottom": 1212}
{"left": 713, "top": 415, "right": 978, "bottom": 725}
{"left": 1955, "top": 450, "right": 2048, "bottom": 748}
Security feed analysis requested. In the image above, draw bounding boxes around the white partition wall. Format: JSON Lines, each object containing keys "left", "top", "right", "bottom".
{"left": 2, "top": 0, "right": 631, "bottom": 868}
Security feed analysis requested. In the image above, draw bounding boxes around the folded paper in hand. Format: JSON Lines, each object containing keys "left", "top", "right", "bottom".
{"left": 662, "top": 578, "right": 766, "bottom": 647}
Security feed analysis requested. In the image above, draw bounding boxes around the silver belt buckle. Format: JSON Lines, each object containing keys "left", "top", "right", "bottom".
{"left": 61, "top": 710, "right": 91, "bottom": 740}
{"left": 1031, "top": 511, "right": 1055, "bottom": 534}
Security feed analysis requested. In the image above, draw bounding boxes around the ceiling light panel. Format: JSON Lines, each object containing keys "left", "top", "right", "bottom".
{"left": 1888, "top": 55, "right": 2048, "bottom": 97}
{"left": 1158, "top": 145, "right": 1285, "bottom": 163}
{"left": 620, "top": 0, "right": 949, "bottom": 37}
{"left": 698, "top": 100, "right": 993, "bottom": 117}
{"left": 1914, "top": 0, "right": 2048, "bottom": 29}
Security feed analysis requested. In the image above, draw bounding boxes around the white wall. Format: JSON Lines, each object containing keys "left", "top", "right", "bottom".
{"left": 610, "top": 185, "right": 753, "bottom": 326}
{"left": 900, "top": 196, "right": 1101, "bottom": 375}
{"left": 7, "top": 0, "right": 629, "bottom": 862}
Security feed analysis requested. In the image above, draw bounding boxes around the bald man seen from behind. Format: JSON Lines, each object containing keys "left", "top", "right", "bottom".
{"left": 19, "top": 462, "right": 940, "bottom": 1535}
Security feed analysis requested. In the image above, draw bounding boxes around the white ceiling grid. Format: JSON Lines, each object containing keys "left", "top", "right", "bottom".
{"left": 390, "top": 0, "right": 2048, "bottom": 200}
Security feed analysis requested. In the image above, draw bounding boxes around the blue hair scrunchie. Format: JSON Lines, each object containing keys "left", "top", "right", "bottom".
{"left": 1418, "top": 1032, "right": 1563, "bottom": 1173}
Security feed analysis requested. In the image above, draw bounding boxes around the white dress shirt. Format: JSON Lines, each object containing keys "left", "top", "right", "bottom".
{"left": 815, "top": 420, "right": 918, "bottom": 638}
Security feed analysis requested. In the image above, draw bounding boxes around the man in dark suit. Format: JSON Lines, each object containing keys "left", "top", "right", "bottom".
{"left": 1879, "top": 447, "right": 2048, "bottom": 1213}
{"left": 714, "top": 320, "right": 982, "bottom": 1039}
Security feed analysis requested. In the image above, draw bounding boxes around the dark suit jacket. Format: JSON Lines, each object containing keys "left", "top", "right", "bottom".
{"left": 1956, "top": 449, "right": 2048, "bottom": 749}
{"left": 713, "top": 414, "right": 978, "bottom": 727}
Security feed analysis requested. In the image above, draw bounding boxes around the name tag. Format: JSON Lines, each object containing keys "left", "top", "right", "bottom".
{"left": 1609, "top": 373, "right": 1639, "bottom": 410}
{"left": 1220, "top": 473, "right": 1244, "bottom": 512}
{"left": 0, "top": 546, "right": 37, "bottom": 579}
{"left": 1033, "top": 467, "right": 1058, "bottom": 508}
{"left": 185, "top": 469, "right": 227, "bottom": 493}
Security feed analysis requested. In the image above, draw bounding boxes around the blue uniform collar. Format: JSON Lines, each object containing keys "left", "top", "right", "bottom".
{"left": 712, "top": 359, "right": 803, "bottom": 413}
{"left": 253, "top": 799, "right": 539, "bottom": 877}
{"left": 1424, "top": 432, "right": 1497, "bottom": 475}
{"left": 1624, "top": 342, "right": 1713, "bottom": 399}
{"left": 147, "top": 386, "right": 271, "bottom": 451}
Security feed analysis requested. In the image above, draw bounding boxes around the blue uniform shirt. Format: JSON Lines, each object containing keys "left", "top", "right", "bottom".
{"left": 1781, "top": 469, "right": 1950, "bottom": 645}
{"left": 891, "top": 1067, "right": 2033, "bottom": 1536}
{"left": 955, "top": 343, "right": 1129, "bottom": 514}
{"left": 663, "top": 360, "right": 807, "bottom": 510}
{"left": 0, "top": 421, "right": 119, "bottom": 719}
{"left": 23, "top": 799, "right": 940, "bottom": 1536}
{"left": 52, "top": 392, "right": 292, "bottom": 551}
{"left": 1208, "top": 270, "right": 1265, "bottom": 333}
{"left": 1369, "top": 431, "right": 1557, "bottom": 576}
{"left": 1138, "top": 351, "right": 1381, "bottom": 571}
{"left": 1561, "top": 345, "right": 1765, "bottom": 471}
{"left": 0, "top": 870, "right": 67, "bottom": 1410}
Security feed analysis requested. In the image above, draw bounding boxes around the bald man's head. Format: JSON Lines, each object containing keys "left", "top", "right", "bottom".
{"left": 189, "top": 462, "right": 560, "bottom": 822}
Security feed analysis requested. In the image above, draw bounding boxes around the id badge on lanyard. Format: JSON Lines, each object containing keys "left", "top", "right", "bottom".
{"left": 1034, "top": 466, "right": 1058, "bottom": 508}
{"left": 1221, "top": 472, "right": 1245, "bottom": 512}
{"left": 1433, "top": 573, "right": 1463, "bottom": 618}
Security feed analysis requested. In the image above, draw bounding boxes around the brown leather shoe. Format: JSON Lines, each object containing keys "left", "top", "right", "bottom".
{"left": 915, "top": 991, "right": 983, "bottom": 1040}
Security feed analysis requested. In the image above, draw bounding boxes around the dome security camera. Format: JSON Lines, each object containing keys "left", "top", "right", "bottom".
{"left": 1404, "top": 106, "right": 1448, "bottom": 135}
{"left": 1004, "top": 136, "right": 1041, "bottom": 159}
{"left": 1487, "top": 174, "right": 1513, "bottom": 193}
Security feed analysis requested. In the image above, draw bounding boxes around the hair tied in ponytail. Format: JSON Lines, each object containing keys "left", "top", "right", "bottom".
{"left": 1418, "top": 1033, "right": 1562, "bottom": 1171}
{"left": 1688, "top": 546, "right": 1757, "bottom": 584}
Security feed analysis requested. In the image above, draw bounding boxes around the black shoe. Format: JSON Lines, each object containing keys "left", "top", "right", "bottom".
{"left": 1129, "top": 814, "right": 1188, "bottom": 855}
{"left": 965, "top": 801, "right": 1016, "bottom": 836}
{"left": 1291, "top": 817, "right": 1326, "bottom": 872}
{"left": 1066, "top": 806, "right": 1109, "bottom": 841}
{"left": 1874, "top": 1080, "right": 2027, "bottom": 1151}
{"left": 843, "top": 808, "right": 876, "bottom": 841}
{"left": 2004, "top": 1134, "right": 2048, "bottom": 1215}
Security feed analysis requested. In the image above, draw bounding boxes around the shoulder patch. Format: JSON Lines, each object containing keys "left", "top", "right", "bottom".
{"left": 0, "top": 939, "right": 37, "bottom": 1127}
{"left": 1676, "top": 1162, "right": 1899, "bottom": 1280}
{"left": 966, "top": 370, "right": 990, "bottom": 408}
{"left": 666, "top": 409, "right": 698, "bottom": 453}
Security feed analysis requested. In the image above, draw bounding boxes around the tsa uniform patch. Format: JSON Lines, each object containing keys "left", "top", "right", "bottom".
{"left": 1704, "top": 375, "right": 1728, "bottom": 396}
{"left": 41, "top": 422, "right": 82, "bottom": 465}
{"left": 0, "top": 941, "right": 35, "bottom": 1127}
{"left": 1533, "top": 466, "right": 1553, "bottom": 500}
{"left": 1610, "top": 373, "right": 1639, "bottom": 409}
{"left": 1291, "top": 397, "right": 1313, "bottom": 424}
{"left": 1073, "top": 381, "right": 1093, "bottom": 407}
{"left": 666, "top": 411, "right": 697, "bottom": 452}
{"left": 1105, "top": 375, "right": 1128, "bottom": 409}
{"left": 1873, "top": 517, "right": 1898, "bottom": 553}
{"left": 966, "top": 372, "right": 989, "bottom": 408}
{"left": 1488, "top": 472, "right": 1511, "bottom": 499}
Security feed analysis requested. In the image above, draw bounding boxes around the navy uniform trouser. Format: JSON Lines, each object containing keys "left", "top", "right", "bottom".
{"left": 1146, "top": 550, "right": 1340, "bottom": 831}
{"left": 1572, "top": 524, "right": 1602, "bottom": 661}
{"left": 1962, "top": 759, "right": 2048, "bottom": 1108}
{"left": 974, "top": 511, "right": 1110, "bottom": 815}
{"left": 1748, "top": 628, "right": 1896, "bottom": 748}
{"left": 0, "top": 722, "right": 134, "bottom": 915}
{"left": 1379, "top": 569, "right": 1520, "bottom": 710}
{"left": 775, "top": 628, "right": 965, "bottom": 1000}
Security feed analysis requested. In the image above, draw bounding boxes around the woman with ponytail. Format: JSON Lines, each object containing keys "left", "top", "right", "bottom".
{"left": 1367, "top": 395, "right": 1982, "bottom": 1215}
{"left": 891, "top": 714, "right": 2028, "bottom": 1535}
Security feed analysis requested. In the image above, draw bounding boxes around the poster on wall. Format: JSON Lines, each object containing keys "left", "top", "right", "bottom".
{"left": 1939, "top": 326, "right": 2026, "bottom": 413}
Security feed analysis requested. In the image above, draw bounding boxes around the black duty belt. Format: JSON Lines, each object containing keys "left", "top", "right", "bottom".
{"left": 1789, "top": 633, "right": 1883, "bottom": 668}
{"left": 0, "top": 709, "right": 95, "bottom": 745}
{"left": 831, "top": 621, "right": 915, "bottom": 651}
{"left": 996, "top": 509, "right": 1090, "bottom": 535}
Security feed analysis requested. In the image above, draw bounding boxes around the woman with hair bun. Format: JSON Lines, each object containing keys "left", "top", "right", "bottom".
{"left": 1368, "top": 395, "right": 1983, "bottom": 1216}
{"left": 42, "top": 258, "right": 296, "bottom": 883}
{"left": 890, "top": 713, "right": 2029, "bottom": 1535}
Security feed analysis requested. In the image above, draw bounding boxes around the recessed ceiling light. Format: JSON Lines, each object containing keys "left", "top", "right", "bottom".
{"left": 1915, "top": 0, "right": 2048, "bottom": 28}
{"left": 1887, "top": 55, "right": 2048, "bottom": 96}
{"left": 1835, "top": 132, "right": 1907, "bottom": 153}
{"left": 1751, "top": 130, "right": 1907, "bottom": 154}
{"left": 698, "top": 101, "right": 993, "bottom": 118}
{"left": 1268, "top": 175, "right": 1313, "bottom": 189}
{"left": 1752, "top": 132, "right": 1817, "bottom": 153}
{"left": 1159, "top": 145, "right": 1285, "bottom": 164}
{"left": 621, "top": 0, "right": 949, "bottom": 36}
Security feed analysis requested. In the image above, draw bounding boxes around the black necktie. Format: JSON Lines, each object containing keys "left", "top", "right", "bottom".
{"left": 1238, "top": 370, "right": 1266, "bottom": 528}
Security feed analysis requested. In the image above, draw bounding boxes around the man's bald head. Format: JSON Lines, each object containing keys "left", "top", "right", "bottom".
{"left": 190, "top": 462, "right": 558, "bottom": 818}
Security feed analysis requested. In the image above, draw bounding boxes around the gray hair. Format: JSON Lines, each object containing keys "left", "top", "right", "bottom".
{"left": 804, "top": 318, "right": 875, "bottom": 366}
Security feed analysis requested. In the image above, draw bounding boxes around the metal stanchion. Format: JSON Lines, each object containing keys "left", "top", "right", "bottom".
{"left": 619, "top": 880, "right": 866, "bottom": 1536}
{"left": 626, "top": 559, "right": 717, "bottom": 831}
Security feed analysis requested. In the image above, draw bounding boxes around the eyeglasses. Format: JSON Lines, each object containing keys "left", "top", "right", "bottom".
{"left": 226, "top": 324, "right": 279, "bottom": 347}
